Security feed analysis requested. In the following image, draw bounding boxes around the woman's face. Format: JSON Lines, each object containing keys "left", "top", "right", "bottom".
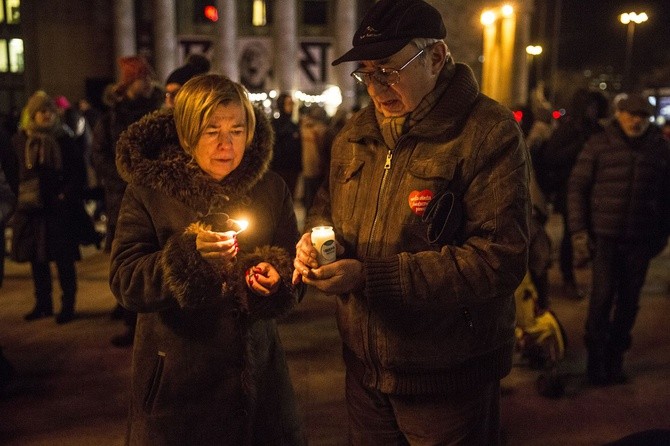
{"left": 34, "top": 108, "right": 56, "bottom": 127}
{"left": 194, "top": 102, "right": 248, "bottom": 181}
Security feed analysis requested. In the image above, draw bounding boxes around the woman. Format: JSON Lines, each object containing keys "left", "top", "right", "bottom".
{"left": 110, "top": 75, "right": 305, "bottom": 445}
{"left": 11, "top": 91, "right": 85, "bottom": 324}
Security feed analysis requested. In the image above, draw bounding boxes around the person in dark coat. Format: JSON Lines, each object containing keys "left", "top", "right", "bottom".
{"left": 539, "top": 89, "right": 609, "bottom": 299}
{"left": 0, "top": 124, "right": 18, "bottom": 287}
{"left": 568, "top": 93, "right": 670, "bottom": 385}
{"left": 270, "top": 93, "right": 302, "bottom": 198}
{"left": 10, "top": 91, "right": 86, "bottom": 324}
{"left": 109, "top": 74, "right": 305, "bottom": 445}
{"left": 163, "top": 53, "right": 210, "bottom": 109}
{"left": 91, "top": 55, "right": 163, "bottom": 346}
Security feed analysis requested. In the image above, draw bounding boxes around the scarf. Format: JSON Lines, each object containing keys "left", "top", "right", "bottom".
{"left": 376, "top": 57, "right": 456, "bottom": 149}
{"left": 24, "top": 120, "right": 63, "bottom": 171}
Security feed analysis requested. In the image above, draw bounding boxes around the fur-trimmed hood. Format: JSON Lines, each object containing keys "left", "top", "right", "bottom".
{"left": 115, "top": 107, "right": 274, "bottom": 216}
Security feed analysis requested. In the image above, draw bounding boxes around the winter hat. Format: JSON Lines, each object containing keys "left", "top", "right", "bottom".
{"left": 616, "top": 93, "right": 654, "bottom": 116}
{"left": 331, "top": 0, "right": 446, "bottom": 65}
{"left": 165, "top": 54, "right": 211, "bottom": 86}
{"left": 25, "top": 90, "right": 57, "bottom": 119}
{"left": 54, "top": 95, "right": 71, "bottom": 111}
{"left": 118, "top": 56, "right": 154, "bottom": 87}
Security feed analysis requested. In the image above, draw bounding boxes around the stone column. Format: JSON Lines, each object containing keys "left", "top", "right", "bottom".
{"left": 153, "top": 0, "right": 178, "bottom": 84}
{"left": 333, "top": 0, "right": 357, "bottom": 111}
{"left": 273, "top": 0, "right": 298, "bottom": 93}
{"left": 512, "top": 0, "right": 533, "bottom": 107}
{"left": 113, "top": 0, "right": 136, "bottom": 62}
{"left": 214, "top": 0, "right": 239, "bottom": 81}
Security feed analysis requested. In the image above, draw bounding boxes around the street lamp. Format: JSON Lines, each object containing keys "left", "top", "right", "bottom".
{"left": 619, "top": 11, "right": 648, "bottom": 90}
{"left": 526, "top": 45, "right": 543, "bottom": 90}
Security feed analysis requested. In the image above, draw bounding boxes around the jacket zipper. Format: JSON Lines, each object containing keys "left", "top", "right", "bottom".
{"left": 365, "top": 145, "right": 396, "bottom": 388}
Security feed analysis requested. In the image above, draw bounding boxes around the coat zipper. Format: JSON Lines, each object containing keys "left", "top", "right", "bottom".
{"left": 365, "top": 144, "right": 397, "bottom": 388}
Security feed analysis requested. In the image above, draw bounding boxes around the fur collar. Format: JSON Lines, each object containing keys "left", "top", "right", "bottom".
{"left": 116, "top": 108, "right": 274, "bottom": 216}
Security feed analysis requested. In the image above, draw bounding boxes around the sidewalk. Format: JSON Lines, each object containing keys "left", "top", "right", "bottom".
{"left": 1, "top": 213, "right": 669, "bottom": 445}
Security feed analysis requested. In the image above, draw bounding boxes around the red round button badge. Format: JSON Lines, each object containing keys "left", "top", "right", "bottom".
{"left": 408, "top": 190, "right": 433, "bottom": 217}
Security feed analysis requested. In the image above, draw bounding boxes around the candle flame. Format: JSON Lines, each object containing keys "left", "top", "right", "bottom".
{"left": 231, "top": 218, "right": 249, "bottom": 234}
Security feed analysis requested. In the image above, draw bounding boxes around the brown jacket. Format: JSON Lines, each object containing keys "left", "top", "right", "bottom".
{"left": 110, "top": 109, "right": 304, "bottom": 445}
{"left": 306, "top": 64, "right": 530, "bottom": 395}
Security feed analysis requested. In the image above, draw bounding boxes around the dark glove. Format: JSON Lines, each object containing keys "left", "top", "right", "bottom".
{"left": 571, "top": 230, "right": 591, "bottom": 268}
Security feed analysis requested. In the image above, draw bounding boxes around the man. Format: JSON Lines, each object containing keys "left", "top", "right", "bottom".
{"left": 292, "top": 0, "right": 530, "bottom": 444}
{"left": 163, "top": 53, "right": 210, "bottom": 109}
{"left": 568, "top": 93, "right": 670, "bottom": 386}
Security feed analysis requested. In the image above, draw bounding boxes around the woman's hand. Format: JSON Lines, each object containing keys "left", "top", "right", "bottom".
{"left": 196, "top": 230, "right": 238, "bottom": 263}
{"left": 246, "top": 262, "right": 281, "bottom": 296}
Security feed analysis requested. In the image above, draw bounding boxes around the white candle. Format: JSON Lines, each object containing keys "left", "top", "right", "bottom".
{"left": 311, "top": 226, "right": 336, "bottom": 265}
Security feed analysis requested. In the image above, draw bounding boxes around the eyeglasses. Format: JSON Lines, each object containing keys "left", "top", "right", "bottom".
{"left": 351, "top": 48, "right": 425, "bottom": 88}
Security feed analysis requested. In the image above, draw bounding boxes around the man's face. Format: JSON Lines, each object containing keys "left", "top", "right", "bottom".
{"left": 359, "top": 44, "right": 438, "bottom": 118}
{"left": 617, "top": 110, "right": 651, "bottom": 138}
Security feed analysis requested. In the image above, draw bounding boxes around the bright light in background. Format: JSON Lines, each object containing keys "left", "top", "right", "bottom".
{"left": 252, "top": 0, "right": 267, "bottom": 26}
{"left": 481, "top": 10, "right": 496, "bottom": 26}
{"left": 295, "top": 85, "right": 342, "bottom": 116}
{"left": 501, "top": 4, "right": 514, "bottom": 18}
{"left": 203, "top": 5, "right": 218, "bottom": 22}
{"left": 620, "top": 12, "right": 648, "bottom": 24}
{"left": 526, "top": 45, "right": 543, "bottom": 56}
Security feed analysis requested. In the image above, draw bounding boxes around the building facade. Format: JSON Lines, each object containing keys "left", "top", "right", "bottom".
{"left": 2, "top": 0, "right": 533, "bottom": 129}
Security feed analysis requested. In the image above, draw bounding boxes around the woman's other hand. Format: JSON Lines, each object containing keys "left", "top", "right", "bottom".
{"left": 196, "top": 230, "right": 239, "bottom": 263}
{"left": 246, "top": 262, "right": 281, "bottom": 296}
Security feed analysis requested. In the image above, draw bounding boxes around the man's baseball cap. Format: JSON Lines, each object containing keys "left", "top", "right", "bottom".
{"left": 616, "top": 93, "right": 654, "bottom": 116}
{"left": 331, "top": 0, "right": 446, "bottom": 66}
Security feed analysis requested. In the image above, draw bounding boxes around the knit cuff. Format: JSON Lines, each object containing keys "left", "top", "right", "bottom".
{"left": 364, "top": 256, "right": 402, "bottom": 305}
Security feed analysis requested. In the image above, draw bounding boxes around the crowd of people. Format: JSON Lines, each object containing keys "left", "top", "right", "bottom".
{"left": 1, "top": 0, "right": 669, "bottom": 443}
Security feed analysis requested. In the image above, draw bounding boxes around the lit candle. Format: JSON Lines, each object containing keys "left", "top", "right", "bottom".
{"left": 230, "top": 218, "right": 249, "bottom": 234}
{"left": 311, "top": 226, "right": 336, "bottom": 265}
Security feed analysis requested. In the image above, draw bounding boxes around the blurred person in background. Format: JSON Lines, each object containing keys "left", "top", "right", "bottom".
{"left": 299, "top": 105, "right": 329, "bottom": 212}
{"left": 537, "top": 89, "right": 609, "bottom": 300}
{"left": 568, "top": 93, "right": 670, "bottom": 386}
{"left": 91, "top": 55, "right": 163, "bottom": 346}
{"left": 10, "top": 91, "right": 87, "bottom": 324}
{"left": 270, "top": 93, "right": 302, "bottom": 199}
{"left": 110, "top": 74, "right": 304, "bottom": 445}
{"left": 0, "top": 124, "right": 18, "bottom": 288}
{"left": 163, "top": 53, "right": 210, "bottom": 109}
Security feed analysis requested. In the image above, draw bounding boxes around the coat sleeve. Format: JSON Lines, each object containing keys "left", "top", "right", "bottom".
{"left": 110, "top": 186, "right": 241, "bottom": 313}
{"left": 567, "top": 138, "right": 596, "bottom": 235}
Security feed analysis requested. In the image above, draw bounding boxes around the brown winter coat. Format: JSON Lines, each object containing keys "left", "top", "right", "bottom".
{"left": 109, "top": 109, "right": 305, "bottom": 445}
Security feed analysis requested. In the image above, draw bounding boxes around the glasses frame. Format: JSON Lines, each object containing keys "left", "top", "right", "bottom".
{"left": 351, "top": 47, "right": 426, "bottom": 88}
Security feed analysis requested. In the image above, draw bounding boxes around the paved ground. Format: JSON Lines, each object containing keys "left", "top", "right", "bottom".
{"left": 1, "top": 213, "right": 669, "bottom": 445}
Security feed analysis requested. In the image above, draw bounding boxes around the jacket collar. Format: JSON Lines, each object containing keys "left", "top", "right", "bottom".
{"left": 350, "top": 62, "right": 481, "bottom": 145}
{"left": 115, "top": 108, "right": 274, "bottom": 215}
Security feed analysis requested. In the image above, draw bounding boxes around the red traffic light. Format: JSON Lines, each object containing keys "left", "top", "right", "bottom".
{"left": 204, "top": 5, "right": 218, "bottom": 22}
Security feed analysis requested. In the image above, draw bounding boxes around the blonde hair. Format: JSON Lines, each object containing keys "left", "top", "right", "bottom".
{"left": 173, "top": 74, "right": 256, "bottom": 154}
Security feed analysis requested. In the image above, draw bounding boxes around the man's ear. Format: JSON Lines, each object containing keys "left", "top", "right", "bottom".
{"left": 429, "top": 42, "right": 449, "bottom": 76}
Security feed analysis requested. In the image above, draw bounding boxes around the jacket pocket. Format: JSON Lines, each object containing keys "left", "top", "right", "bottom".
{"left": 143, "top": 351, "right": 166, "bottom": 413}
{"left": 332, "top": 158, "right": 365, "bottom": 221}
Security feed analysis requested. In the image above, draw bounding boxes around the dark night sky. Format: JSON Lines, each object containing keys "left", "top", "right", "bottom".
{"left": 556, "top": 0, "right": 670, "bottom": 73}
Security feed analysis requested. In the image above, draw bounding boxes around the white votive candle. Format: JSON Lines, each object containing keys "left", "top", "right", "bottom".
{"left": 311, "top": 226, "right": 336, "bottom": 265}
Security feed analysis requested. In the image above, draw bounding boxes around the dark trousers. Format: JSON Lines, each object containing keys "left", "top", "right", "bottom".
{"left": 559, "top": 212, "right": 575, "bottom": 284}
{"left": 31, "top": 259, "right": 77, "bottom": 313}
{"left": 585, "top": 237, "right": 653, "bottom": 353}
{"left": 343, "top": 347, "right": 500, "bottom": 445}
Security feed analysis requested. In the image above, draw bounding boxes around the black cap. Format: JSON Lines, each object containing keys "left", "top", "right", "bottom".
{"left": 617, "top": 93, "right": 654, "bottom": 116}
{"left": 165, "top": 54, "right": 211, "bottom": 86}
{"left": 331, "top": 0, "right": 446, "bottom": 66}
